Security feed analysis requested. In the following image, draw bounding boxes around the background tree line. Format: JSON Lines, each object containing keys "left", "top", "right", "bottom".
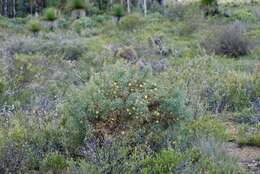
{"left": 0, "top": 0, "right": 165, "bottom": 18}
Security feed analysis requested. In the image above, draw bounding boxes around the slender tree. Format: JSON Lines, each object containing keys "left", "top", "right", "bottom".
{"left": 3, "top": 0, "right": 7, "bottom": 16}
{"left": 127, "top": 0, "right": 130, "bottom": 14}
{"left": 13, "top": 0, "right": 16, "bottom": 17}
{"left": 143, "top": 0, "right": 147, "bottom": 16}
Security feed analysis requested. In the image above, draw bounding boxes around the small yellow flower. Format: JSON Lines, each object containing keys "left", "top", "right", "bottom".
{"left": 128, "top": 83, "right": 132, "bottom": 86}
{"left": 139, "top": 84, "right": 143, "bottom": 88}
{"left": 144, "top": 95, "right": 148, "bottom": 99}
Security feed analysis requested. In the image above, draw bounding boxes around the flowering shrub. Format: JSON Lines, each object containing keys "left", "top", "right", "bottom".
{"left": 61, "top": 61, "right": 191, "bottom": 149}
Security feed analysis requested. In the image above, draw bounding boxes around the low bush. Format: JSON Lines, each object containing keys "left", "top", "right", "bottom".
{"left": 72, "top": 17, "right": 97, "bottom": 33}
{"left": 142, "top": 139, "right": 243, "bottom": 174}
{"left": 60, "top": 61, "right": 191, "bottom": 150}
{"left": 62, "top": 46, "right": 83, "bottom": 61}
{"left": 41, "top": 152, "right": 67, "bottom": 173}
{"left": 187, "top": 116, "right": 227, "bottom": 140}
{"left": 202, "top": 22, "right": 252, "bottom": 57}
{"left": 165, "top": 3, "right": 188, "bottom": 21}
{"left": 119, "top": 14, "right": 144, "bottom": 31}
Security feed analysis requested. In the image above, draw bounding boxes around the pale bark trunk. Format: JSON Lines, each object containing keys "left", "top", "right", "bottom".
{"left": 110, "top": 0, "right": 113, "bottom": 11}
{"left": 143, "top": 0, "right": 147, "bottom": 16}
{"left": 127, "top": 0, "right": 131, "bottom": 14}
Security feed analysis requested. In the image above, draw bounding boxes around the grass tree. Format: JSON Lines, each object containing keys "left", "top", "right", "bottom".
{"left": 43, "top": 7, "right": 58, "bottom": 31}
{"left": 69, "top": 0, "right": 86, "bottom": 19}
{"left": 27, "top": 19, "right": 41, "bottom": 36}
{"left": 112, "top": 4, "right": 125, "bottom": 23}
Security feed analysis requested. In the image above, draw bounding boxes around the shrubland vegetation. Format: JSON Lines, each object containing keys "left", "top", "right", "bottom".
{"left": 0, "top": 0, "right": 259, "bottom": 173}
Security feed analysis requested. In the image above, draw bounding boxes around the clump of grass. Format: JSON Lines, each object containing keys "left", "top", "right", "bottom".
{"left": 237, "top": 126, "right": 260, "bottom": 147}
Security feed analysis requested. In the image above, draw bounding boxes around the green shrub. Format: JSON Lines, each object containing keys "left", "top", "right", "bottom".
{"left": 62, "top": 46, "right": 83, "bottom": 61}
{"left": 60, "top": 62, "right": 190, "bottom": 149}
{"left": 165, "top": 3, "right": 188, "bottom": 21}
{"left": 94, "top": 14, "right": 111, "bottom": 24}
{"left": 225, "top": 71, "right": 251, "bottom": 111}
{"left": 141, "top": 149, "right": 184, "bottom": 174}
{"left": 69, "top": 0, "right": 86, "bottom": 10}
{"left": 112, "top": 4, "right": 125, "bottom": 22}
{"left": 72, "top": 17, "right": 97, "bottom": 32}
{"left": 188, "top": 116, "right": 227, "bottom": 140}
{"left": 41, "top": 152, "right": 67, "bottom": 172}
{"left": 27, "top": 19, "right": 41, "bottom": 33}
{"left": 141, "top": 142, "right": 243, "bottom": 174}
{"left": 231, "top": 9, "right": 257, "bottom": 22}
{"left": 43, "top": 8, "right": 57, "bottom": 21}
{"left": 12, "top": 54, "right": 40, "bottom": 84}
{"left": 237, "top": 126, "right": 260, "bottom": 147}
{"left": 119, "top": 14, "right": 144, "bottom": 31}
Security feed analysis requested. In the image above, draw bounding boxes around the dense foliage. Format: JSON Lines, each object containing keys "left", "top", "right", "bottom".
{"left": 0, "top": 0, "right": 259, "bottom": 173}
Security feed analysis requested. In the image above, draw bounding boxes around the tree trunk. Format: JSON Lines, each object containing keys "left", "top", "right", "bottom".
{"left": 13, "top": 0, "right": 16, "bottom": 18}
{"left": 143, "top": 0, "right": 147, "bottom": 16}
{"left": 3, "top": 0, "right": 7, "bottom": 16}
{"left": 127, "top": 0, "right": 131, "bottom": 14}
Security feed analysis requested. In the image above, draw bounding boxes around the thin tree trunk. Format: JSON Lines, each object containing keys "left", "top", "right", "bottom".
{"left": 0, "top": 0, "right": 2, "bottom": 15}
{"left": 3, "top": 0, "right": 7, "bottom": 16}
{"left": 127, "top": 0, "right": 131, "bottom": 14}
{"left": 13, "top": 0, "right": 16, "bottom": 18}
{"left": 110, "top": 0, "right": 113, "bottom": 11}
{"left": 143, "top": 0, "right": 147, "bottom": 16}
